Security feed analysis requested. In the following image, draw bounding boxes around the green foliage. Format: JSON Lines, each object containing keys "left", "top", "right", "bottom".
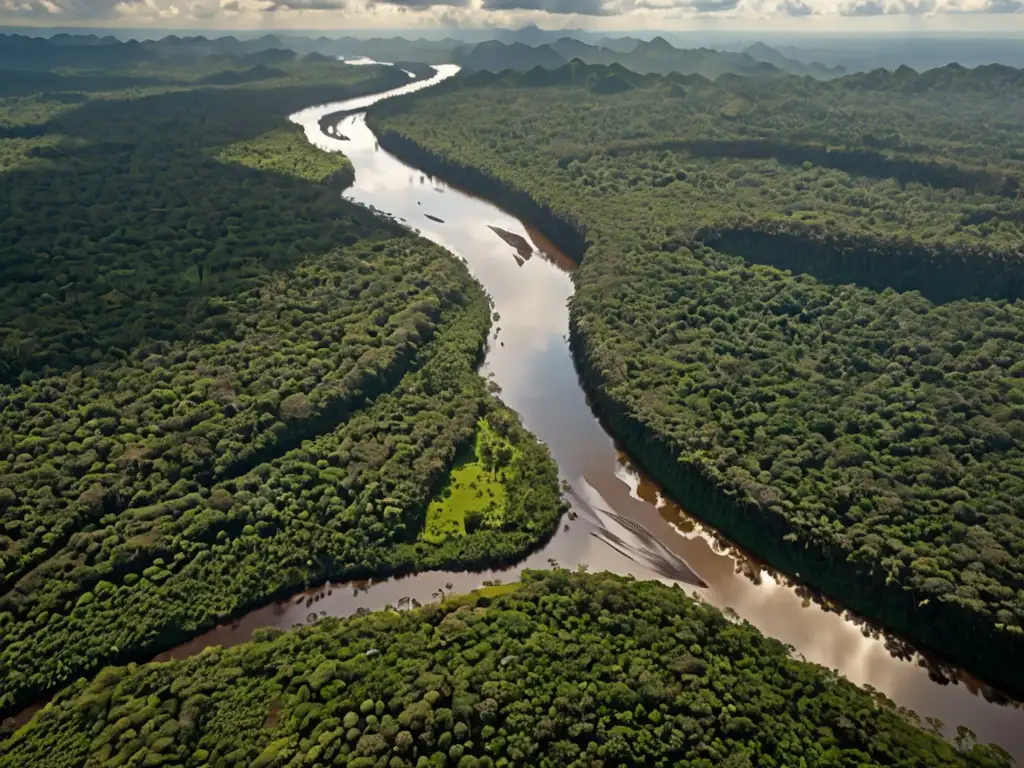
{"left": 1, "top": 572, "right": 1011, "bottom": 767}
{"left": 422, "top": 418, "right": 517, "bottom": 542}
{"left": 369, "top": 62, "right": 1024, "bottom": 688}
{"left": 0, "top": 60, "right": 566, "bottom": 717}
{"left": 214, "top": 125, "right": 354, "bottom": 187}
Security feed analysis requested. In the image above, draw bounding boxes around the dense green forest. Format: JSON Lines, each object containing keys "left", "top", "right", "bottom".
{"left": 1, "top": 571, "right": 1013, "bottom": 767}
{"left": 0, "top": 60, "right": 565, "bottom": 719}
{"left": 369, "top": 61, "right": 1024, "bottom": 691}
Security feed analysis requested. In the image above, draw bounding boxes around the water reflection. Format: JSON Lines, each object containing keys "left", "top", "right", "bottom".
{"left": 155, "top": 64, "right": 1024, "bottom": 761}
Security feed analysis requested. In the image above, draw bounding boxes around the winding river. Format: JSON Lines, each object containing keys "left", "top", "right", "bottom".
{"left": 158, "top": 64, "right": 1024, "bottom": 760}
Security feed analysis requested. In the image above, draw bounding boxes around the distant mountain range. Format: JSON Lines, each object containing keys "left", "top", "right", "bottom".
{"left": 741, "top": 41, "right": 845, "bottom": 80}
{"left": 457, "top": 37, "right": 845, "bottom": 81}
{"left": 5, "top": 25, "right": 1024, "bottom": 74}
{"left": 0, "top": 30, "right": 840, "bottom": 82}
{"left": 0, "top": 32, "right": 462, "bottom": 70}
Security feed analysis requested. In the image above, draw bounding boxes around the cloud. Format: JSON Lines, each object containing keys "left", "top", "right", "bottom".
{"left": 683, "top": 0, "right": 740, "bottom": 10}
{"left": 0, "top": 0, "right": 216, "bottom": 17}
{"left": 480, "top": 0, "right": 612, "bottom": 13}
{"left": 983, "top": 0, "right": 1022, "bottom": 10}
{"left": 0, "top": 0, "right": 1020, "bottom": 29}
{"left": 892, "top": 0, "right": 935, "bottom": 11}
{"left": 840, "top": 0, "right": 884, "bottom": 12}
{"left": 370, "top": 0, "right": 468, "bottom": 10}
{"left": 602, "top": 0, "right": 743, "bottom": 12}
{"left": 840, "top": 0, "right": 940, "bottom": 12}
{"left": 778, "top": 0, "right": 812, "bottom": 13}
{"left": 261, "top": 0, "right": 343, "bottom": 10}
{"left": 1, "top": 0, "right": 137, "bottom": 16}
{"left": 0, "top": 0, "right": 57, "bottom": 13}
{"left": 187, "top": 0, "right": 219, "bottom": 14}
{"left": 114, "top": 0, "right": 184, "bottom": 16}
{"left": 632, "top": 0, "right": 741, "bottom": 12}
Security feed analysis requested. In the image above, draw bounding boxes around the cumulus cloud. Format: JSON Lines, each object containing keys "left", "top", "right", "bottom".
{"left": 983, "top": 0, "right": 1022, "bottom": 10}
{"left": 0, "top": 0, "right": 1020, "bottom": 33}
{"left": 115, "top": 0, "right": 183, "bottom": 17}
{"left": 778, "top": 0, "right": 812, "bottom": 13}
{"left": 841, "top": 0, "right": 884, "bottom": 13}
{"left": 840, "top": 0, "right": 940, "bottom": 13}
{"left": 2, "top": 0, "right": 139, "bottom": 16}
{"left": 262, "top": 0, "right": 344, "bottom": 10}
{"left": 686, "top": 0, "right": 739, "bottom": 10}
{"left": 0, "top": 0, "right": 57, "bottom": 14}
{"left": 632, "top": 0, "right": 742, "bottom": 13}
{"left": 893, "top": 0, "right": 935, "bottom": 12}
{"left": 0, "top": 0, "right": 230, "bottom": 17}
{"left": 481, "top": 0, "right": 611, "bottom": 14}
{"left": 429, "top": 4, "right": 484, "bottom": 21}
{"left": 503, "top": 0, "right": 744, "bottom": 14}
{"left": 370, "top": 0, "right": 468, "bottom": 10}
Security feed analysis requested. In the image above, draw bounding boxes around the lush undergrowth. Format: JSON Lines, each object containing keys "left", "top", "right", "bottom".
{"left": 0, "top": 61, "right": 566, "bottom": 720}
{"left": 368, "top": 62, "right": 1024, "bottom": 690}
{"left": 422, "top": 419, "right": 518, "bottom": 543}
{"left": 214, "top": 125, "right": 355, "bottom": 187}
{"left": 0, "top": 572, "right": 1011, "bottom": 767}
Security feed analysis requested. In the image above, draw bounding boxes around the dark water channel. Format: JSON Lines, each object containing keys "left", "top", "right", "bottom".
{"left": 151, "top": 65, "right": 1024, "bottom": 760}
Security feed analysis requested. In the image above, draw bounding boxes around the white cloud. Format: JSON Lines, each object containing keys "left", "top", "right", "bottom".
{"left": 0, "top": 0, "right": 1021, "bottom": 28}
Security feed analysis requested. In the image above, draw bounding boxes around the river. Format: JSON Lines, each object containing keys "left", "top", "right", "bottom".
{"left": 160, "top": 64, "right": 1024, "bottom": 760}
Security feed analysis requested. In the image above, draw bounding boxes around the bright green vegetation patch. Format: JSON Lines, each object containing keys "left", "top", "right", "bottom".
{"left": 472, "top": 581, "right": 519, "bottom": 598}
{"left": 214, "top": 125, "right": 353, "bottom": 185}
{"left": 0, "top": 133, "right": 66, "bottom": 174}
{"left": 0, "top": 96, "right": 80, "bottom": 130}
{"left": 422, "top": 419, "right": 518, "bottom": 542}
{"left": 369, "top": 62, "right": 1024, "bottom": 691}
{"left": 1, "top": 572, "right": 1011, "bottom": 768}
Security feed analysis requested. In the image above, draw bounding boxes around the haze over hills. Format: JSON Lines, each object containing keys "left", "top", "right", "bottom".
{"left": 0, "top": 30, "right": 844, "bottom": 81}
{"left": 0, "top": 31, "right": 461, "bottom": 70}
{"left": 455, "top": 36, "right": 846, "bottom": 81}
{"left": 747, "top": 37, "right": 1024, "bottom": 73}
{"left": 458, "top": 39, "right": 571, "bottom": 74}
{"left": 742, "top": 41, "right": 846, "bottom": 79}
{"left": 4, "top": 26, "right": 1024, "bottom": 76}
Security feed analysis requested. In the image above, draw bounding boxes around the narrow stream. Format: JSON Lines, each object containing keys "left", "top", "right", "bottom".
{"left": 162, "top": 64, "right": 1023, "bottom": 760}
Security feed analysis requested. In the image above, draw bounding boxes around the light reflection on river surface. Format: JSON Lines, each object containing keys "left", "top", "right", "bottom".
{"left": 159, "top": 63, "right": 1024, "bottom": 761}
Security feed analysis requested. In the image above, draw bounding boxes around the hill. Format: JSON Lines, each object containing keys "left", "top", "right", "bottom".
{"left": 458, "top": 37, "right": 787, "bottom": 80}
{"left": 743, "top": 41, "right": 847, "bottom": 79}
{"left": 457, "top": 40, "right": 568, "bottom": 73}
{"left": 1, "top": 572, "right": 1011, "bottom": 767}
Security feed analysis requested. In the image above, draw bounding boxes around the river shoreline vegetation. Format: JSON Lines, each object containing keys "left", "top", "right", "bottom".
{"left": 368, "top": 61, "right": 1024, "bottom": 693}
{"left": 0, "top": 571, "right": 1012, "bottom": 767}
{"left": 0, "top": 52, "right": 566, "bottom": 722}
{"left": 2, "top": 31, "right": 1022, "bottom": 765}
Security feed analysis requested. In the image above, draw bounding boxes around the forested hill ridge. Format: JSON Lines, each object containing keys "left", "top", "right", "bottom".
{"left": 0, "top": 31, "right": 465, "bottom": 69}
{"left": 0, "top": 60, "right": 566, "bottom": 720}
{"left": 0, "top": 32, "right": 845, "bottom": 82}
{"left": 1, "top": 571, "right": 1013, "bottom": 767}
{"left": 368, "top": 61, "right": 1024, "bottom": 691}
{"left": 455, "top": 37, "right": 836, "bottom": 81}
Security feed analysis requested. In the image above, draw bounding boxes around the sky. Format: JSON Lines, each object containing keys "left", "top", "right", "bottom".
{"left": 2, "top": 0, "right": 1022, "bottom": 34}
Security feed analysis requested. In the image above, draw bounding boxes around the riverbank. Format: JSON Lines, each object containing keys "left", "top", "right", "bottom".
{"left": 364, "top": 100, "right": 1024, "bottom": 700}
{"left": 0, "top": 64, "right": 569, "bottom": 728}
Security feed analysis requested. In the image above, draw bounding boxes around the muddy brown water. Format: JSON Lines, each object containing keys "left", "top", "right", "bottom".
{"left": 22, "top": 65, "right": 1024, "bottom": 759}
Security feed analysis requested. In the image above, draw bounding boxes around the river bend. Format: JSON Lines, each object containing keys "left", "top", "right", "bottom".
{"left": 156, "top": 64, "right": 1024, "bottom": 760}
